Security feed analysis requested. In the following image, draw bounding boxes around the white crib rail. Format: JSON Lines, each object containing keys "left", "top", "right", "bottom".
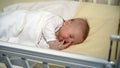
{"left": 0, "top": 41, "right": 114, "bottom": 68}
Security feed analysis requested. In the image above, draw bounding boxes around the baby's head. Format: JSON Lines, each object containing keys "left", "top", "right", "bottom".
{"left": 56, "top": 18, "right": 89, "bottom": 46}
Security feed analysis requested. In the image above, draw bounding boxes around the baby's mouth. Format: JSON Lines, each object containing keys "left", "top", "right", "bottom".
{"left": 63, "top": 41, "right": 67, "bottom": 45}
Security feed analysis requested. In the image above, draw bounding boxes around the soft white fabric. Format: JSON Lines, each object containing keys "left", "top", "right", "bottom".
{"left": 2, "top": 1, "right": 79, "bottom": 20}
{"left": 0, "top": 10, "right": 64, "bottom": 48}
{"left": 0, "top": 10, "right": 27, "bottom": 41}
{"left": 0, "top": 1, "right": 79, "bottom": 48}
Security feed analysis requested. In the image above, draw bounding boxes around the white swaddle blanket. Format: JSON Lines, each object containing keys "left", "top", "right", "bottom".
{"left": 0, "top": 10, "right": 27, "bottom": 41}
{"left": 0, "top": 10, "right": 59, "bottom": 48}
{"left": 0, "top": 1, "right": 79, "bottom": 48}
{"left": 3, "top": 1, "right": 79, "bottom": 20}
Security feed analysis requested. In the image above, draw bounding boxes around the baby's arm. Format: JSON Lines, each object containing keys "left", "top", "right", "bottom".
{"left": 48, "top": 40, "right": 70, "bottom": 50}
{"left": 42, "top": 14, "right": 64, "bottom": 50}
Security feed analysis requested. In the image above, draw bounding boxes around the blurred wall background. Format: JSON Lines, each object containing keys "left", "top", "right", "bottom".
{"left": 0, "top": 0, "right": 119, "bottom": 11}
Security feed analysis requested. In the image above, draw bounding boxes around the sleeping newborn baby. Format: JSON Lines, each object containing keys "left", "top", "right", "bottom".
{"left": 0, "top": 10, "right": 89, "bottom": 50}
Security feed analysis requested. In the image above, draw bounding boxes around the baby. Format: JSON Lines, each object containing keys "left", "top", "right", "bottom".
{"left": 49, "top": 18, "right": 89, "bottom": 50}
{"left": 0, "top": 10, "right": 89, "bottom": 50}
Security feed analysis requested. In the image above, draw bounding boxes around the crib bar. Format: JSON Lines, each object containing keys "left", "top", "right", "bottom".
{"left": 108, "top": 40, "right": 113, "bottom": 61}
{"left": 65, "top": 66, "right": 70, "bottom": 68}
{"left": 108, "top": 0, "right": 112, "bottom": 5}
{"left": 21, "top": 58, "right": 30, "bottom": 68}
{"left": 116, "top": 51, "right": 120, "bottom": 68}
{"left": 93, "top": 0, "right": 97, "bottom": 3}
{"left": 115, "top": 22, "right": 120, "bottom": 59}
{"left": 43, "top": 62, "right": 49, "bottom": 68}
{"left": 2, "top": 54, "right": 13, "bottom": 68}
{"left": 0, "top": 41, "right": 114, "bottom": 68}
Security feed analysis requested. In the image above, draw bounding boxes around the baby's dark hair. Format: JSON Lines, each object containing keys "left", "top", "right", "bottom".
{"left": 70, "top": 18, "right": 90, "bottom": 42}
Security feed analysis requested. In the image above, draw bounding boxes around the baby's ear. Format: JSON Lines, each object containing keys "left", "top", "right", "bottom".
{"left": 63, "top": 20, "right": 72, "bottom": 25}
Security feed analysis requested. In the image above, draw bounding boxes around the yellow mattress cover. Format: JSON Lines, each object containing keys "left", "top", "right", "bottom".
{"left": 63, "top": 2, "right": 120, "bottom": 60}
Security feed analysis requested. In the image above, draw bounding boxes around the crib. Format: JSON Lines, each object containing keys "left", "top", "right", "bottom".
{"left": 0, "top": 0, "right": 120, "bottom": 68}
{"left": 0, "top": 40, "right": 117, "bottom": 68}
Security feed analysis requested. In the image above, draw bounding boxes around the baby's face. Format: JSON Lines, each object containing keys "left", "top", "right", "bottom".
{"left": 56, "top": 21, "right": 83, "bottom": 46}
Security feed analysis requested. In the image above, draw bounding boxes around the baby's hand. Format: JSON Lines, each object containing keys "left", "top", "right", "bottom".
{"left": 48, "top": 40, "right": 70, "bottom": 50}
{"left": 58, "top": 40, "right": 71, "bottom": 50}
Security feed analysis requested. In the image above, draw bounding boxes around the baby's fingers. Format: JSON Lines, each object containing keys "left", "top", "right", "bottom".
{"left": 63, "top": 42, "right": 71, "bottom": 48}
{"left": 58, "top": 42, "right": 70, "bottom": 50}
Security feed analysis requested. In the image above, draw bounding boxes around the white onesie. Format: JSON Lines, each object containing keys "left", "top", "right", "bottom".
{"left": 0, "top": 10, "right": 64, "bottom": 48}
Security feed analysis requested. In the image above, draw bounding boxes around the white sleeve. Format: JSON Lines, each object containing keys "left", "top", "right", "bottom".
{"left": 43, "top": 15, "right": 63, "bottom": 42}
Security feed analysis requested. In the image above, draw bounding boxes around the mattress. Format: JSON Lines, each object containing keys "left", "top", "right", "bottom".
{"left": 1, "top": 1, "right": 120, "bottom": 60}
{"left": 0, "top": 1, "right": 120, "bottom": 68}
{"left": 63, "top": 2, "right": 120, "bottom": 60}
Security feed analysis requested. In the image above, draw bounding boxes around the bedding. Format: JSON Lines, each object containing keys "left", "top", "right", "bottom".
{"left": 63, "top": 2, "right": 120, "bottom": 60}
{"left": 2, "top": 1, "right": 79, "bottom": 20}
{"left": 1, "top": 1, "right": 120, "bottom": 68}
{"left": 0, "top": 1, "right": 120, "bottom": 61}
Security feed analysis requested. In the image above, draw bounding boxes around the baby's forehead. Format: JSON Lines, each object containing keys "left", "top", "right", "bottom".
{"left": 72, "top": 25, "right": 86, "bottom": 38}
{"left": 72, "top": 20, "right": 87, "bottom": 28}
{"left": 71, "top": 28, "right": 83, "bottom": 38}
{"left": 70, "top": 18, "right": 89, "bottom": 34}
